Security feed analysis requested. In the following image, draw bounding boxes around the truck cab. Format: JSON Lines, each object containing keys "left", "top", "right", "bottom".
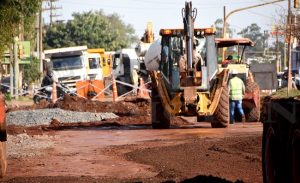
{"left": 87, "top": 48, "right": 113, "bottom": 78}
{"left": 86, "top": 53, "right": 103, "bottom": 80}
{"left": 45, "top": 46, "right": 103, "bottom": 92}
{"left": 112, "top": 49, "right": 140, "bottom": 95}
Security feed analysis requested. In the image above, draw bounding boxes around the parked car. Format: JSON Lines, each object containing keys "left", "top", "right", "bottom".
{"left": 0, "top": 77, "right": 29, "bottom": 95}
{"left": 0, "top": 77, "right": 10, "bottom": 93}
{"left": 279, "top": 69, "right": 300, "bottom": 89}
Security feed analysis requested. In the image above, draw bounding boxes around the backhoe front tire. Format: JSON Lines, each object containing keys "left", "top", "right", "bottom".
{"left": 211, "top": 86, "right": 229, "bottom": 128}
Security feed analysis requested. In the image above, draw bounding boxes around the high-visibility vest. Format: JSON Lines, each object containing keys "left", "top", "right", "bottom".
{"left": 229, "top": 77, "right": 245, "bottom": 100}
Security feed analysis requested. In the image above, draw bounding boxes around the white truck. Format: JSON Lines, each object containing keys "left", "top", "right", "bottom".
{"left": 112, "top": 48, "right": 141, "bottom": 95}
{"left": 87, "top": 53, "right": 103, "bottom": 80}
{"left": 44, "top": 46, "right": 103, "bottom": 91}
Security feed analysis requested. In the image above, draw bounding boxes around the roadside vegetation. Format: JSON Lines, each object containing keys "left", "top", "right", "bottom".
{"left": 43, "top": 11, "right": 139, "bottom": 51}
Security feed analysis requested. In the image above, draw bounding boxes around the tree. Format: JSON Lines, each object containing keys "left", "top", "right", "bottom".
{"left": 213, "top": 18, "right": 234, "bottom": 38}
{"left": 44, "top": 11, "right": 138, "bottom": 50}
{"left": 238, "top": 23, "right": 265, "bottom": 53}
{"left": 23, "top": 57, "right": 41, "bottom": 83}
{"left": 0, "top": 0, "right": 41, "bottom": 56}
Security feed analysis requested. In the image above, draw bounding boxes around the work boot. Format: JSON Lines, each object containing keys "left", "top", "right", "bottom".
{"left": 241, "top": 115, "right": 246, "bottom": 123}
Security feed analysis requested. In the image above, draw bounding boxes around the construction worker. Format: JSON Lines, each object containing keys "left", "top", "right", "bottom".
{"left": 132, "top": 65, "right": 139, "bottom": 95}
{"left": 41, "top": 69, "right": 54, "bottom": 99}
{"left": 41, "top": 69, "right": 53, "bottom": 87}
{"left": 229, "top": 69, "right": 245, "bottom": 124}
{"left": 179, "top": 39, "right": 202, "bottom": 72}
{"left": 221, "top": 55, "right": 233, "bottom": 67}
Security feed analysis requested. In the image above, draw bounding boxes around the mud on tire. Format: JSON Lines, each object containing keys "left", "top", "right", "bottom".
{"left": 211, "top": 86, "right": 229, "bottom": 128}
{"left": 244, "top": 81, "right": 260, "bottom": 122}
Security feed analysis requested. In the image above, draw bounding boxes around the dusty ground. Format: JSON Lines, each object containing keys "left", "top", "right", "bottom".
{"left": 2, "top": 95, "right": 263, "bottom": 183}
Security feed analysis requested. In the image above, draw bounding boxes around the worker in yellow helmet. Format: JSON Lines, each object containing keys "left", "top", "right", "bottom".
{"left": 229, "top": 69, "right": 245, "bottom": 124}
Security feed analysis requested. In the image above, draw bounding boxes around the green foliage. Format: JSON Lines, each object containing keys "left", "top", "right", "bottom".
{"left": 44, "top": 10, "right": 138, "bottom": 50}
{"left": 0, "top": 0, "right": 41, "bottom": 56}
{"left": 238, "top": 23, "right": 265, "bottom": 53}
{"left": 4, "top": 93, "right": 11, "bottom": 101}
{"left": 213, "top": 18, "right": 233, "bottom": 38}
{"left": 23, "top": 57, "right": 41, "bottom": 83}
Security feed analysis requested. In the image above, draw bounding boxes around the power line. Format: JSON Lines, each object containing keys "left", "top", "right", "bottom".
{"left": 246, "top": 10, "right": 275, "bottom": 19}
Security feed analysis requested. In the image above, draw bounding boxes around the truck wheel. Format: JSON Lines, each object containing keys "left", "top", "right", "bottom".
{"left": 0, "top": 142, "right": 7, "bottom": 178}
{"left": 151, "top": 88, "right": 170, "bottom": 129}
{"left": 262, "top": 123, "right": 279, "bottom": 183}
{"left": 290, "top": 129, "right": 300, "bottom": 183}
{"left": 117, "top": 84, "right": 127, "bottom": 96}
{"left": 33, "top": 95, "right": 41, "bottom": 104}
{"left": 245, "top": 81, "right": 260, "bottom": 122}
{"left": 211, "top": 86, "right": 229, "bottom": 128}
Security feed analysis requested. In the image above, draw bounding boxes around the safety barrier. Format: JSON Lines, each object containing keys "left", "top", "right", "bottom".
{"left": 0, "top": 76, "right": 152, "bottom": 102}
{"left": 113, "top": 79, "right": 151, "bottom": 101}
{"left": 138, "top": 77, "right": 150, "bottom": 99}
{"left": 76, "top": 80, "right": 104, "bottom": 100}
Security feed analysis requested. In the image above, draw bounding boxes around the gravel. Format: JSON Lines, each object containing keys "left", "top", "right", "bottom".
{"left": 6, "top": 108, "right": 118, "bottom": 127}
{"left": 7, "top": 134, "right": 55, "bottom": 158}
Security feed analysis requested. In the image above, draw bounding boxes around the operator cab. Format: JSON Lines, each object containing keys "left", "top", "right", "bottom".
{"left": 215, "top": 38, "right": 255, "bottom": 83}
{"left": 159, "top": 28, "right": 218, "bottom": 91}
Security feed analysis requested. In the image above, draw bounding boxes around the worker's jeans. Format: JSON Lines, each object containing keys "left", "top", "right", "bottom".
{"left": 230, "top": 99, "right": 244, "bottom": 124}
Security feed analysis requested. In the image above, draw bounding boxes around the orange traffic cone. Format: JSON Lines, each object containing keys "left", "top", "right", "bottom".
{"left": 112, "top": 77, "right": 118, "bottom": 102}
{"left": 51, "top": 82, "right": 57, "bottom": 103}
{"left": 138, "top": 78, "right": 150, "bottom": 99}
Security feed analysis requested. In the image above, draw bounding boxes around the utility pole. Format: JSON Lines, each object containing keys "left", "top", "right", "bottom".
{"left": 13, "top": 37, "right": 19, "bottom": 99}
{"left": 275, "top": 26, "right": 280, "bottom": 72}
{"left": 44, "top": 0, "right": 62, "bottom": 26}
{"left": 222, "top": 0, "right": 285, "bottom": 60}
{"left": 9, "top": 45, "right": 14, "bottom": 98}
{"left": 287, "top": 0, "right": 292, "bottom": 95}
{"left": 37, "top": 0, "right": 62, "bottom": 80}
{"left": 39, "top": 8, "right": 43, "bottom": 80}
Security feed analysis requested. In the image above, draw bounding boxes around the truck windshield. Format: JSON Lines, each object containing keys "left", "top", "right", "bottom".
{"left": 52, "top": 56, "right": 83, "bottom": 70}
{"left": 88, "top": 57, "right": 100, "bottom": 69}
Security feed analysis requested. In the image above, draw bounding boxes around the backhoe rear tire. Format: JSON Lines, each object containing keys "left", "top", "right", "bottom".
{"left": 151, "top": 88, "right": 170, "bottom": 129}
{"left": 244, "top": 81, "right": 260, "bottom": 122}
{"left": 211, "top": 86, "right": 229, "bottom": 128}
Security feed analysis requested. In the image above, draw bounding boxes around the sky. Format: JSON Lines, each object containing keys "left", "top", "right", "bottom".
{"left": 42, "top": 0, "right": 290, "bottom": 40}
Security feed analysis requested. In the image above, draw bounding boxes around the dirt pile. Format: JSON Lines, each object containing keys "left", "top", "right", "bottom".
{"left": 8, "top": 95, "right": 151, "bottom": 117}
{"left": 55, "top": 95, "right": 150, "bottom": 116}
{"left": 6, "top": 95, "right": 195, "bottom": 135}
